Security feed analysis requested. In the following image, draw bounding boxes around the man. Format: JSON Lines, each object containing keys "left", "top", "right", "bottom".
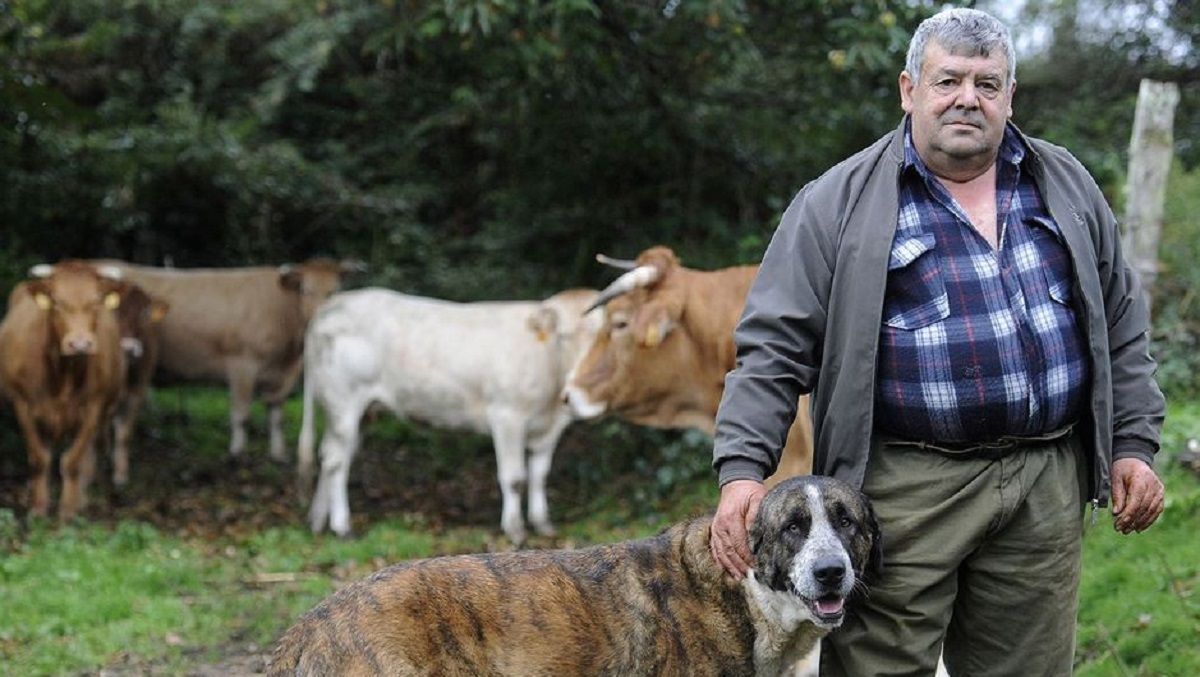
{"left": 709, "top": 8, "right": 1165, "bottom": 676}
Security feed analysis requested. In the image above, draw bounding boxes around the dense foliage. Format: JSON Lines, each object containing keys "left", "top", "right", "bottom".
{"left": 1, "top": 0, "right": 1197, "bottom": 390}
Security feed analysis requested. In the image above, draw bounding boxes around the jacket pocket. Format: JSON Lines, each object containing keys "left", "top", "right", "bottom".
{"left": 882, "top": 232, "right": 950, "bottom": 330}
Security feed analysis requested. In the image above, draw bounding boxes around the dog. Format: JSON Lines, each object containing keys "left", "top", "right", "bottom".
{"left": 268, "top": 476, "right": 881, "bottom": 676}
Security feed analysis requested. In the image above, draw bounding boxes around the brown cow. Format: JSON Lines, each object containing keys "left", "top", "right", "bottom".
{"left": 110, "top": 283, "right": 170, "bottom": 487}
{"left": 0, "top": 261, "right": 127, "bottom": 520}
{"left": 563, "top": 246, "right": 813, "bottom": 486}
{"left": 107, "top": 259, "right": 360, "bottom": 460}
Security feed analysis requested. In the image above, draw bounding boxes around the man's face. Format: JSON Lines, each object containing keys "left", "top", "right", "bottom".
{"left": 899, "top": 40, "right": 1014, "bottom": 176}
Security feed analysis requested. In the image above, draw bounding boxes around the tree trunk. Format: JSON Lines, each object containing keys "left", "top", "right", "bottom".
{"left": 1122, "top": 79, "right": 1179, "bottom": 316}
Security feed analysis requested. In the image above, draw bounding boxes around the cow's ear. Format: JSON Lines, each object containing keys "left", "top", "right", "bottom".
{"left": 34, "top": 291, "right": 53, "bottom": 311}
{"left": 21, "top": 280, "right": 52, "bottom": 311}
{"left": 150, "top": 299, "right": 170, "bottom": 323}
{"left": 278, "top": 265, "right": 302, "bottom": 291}
{"left": 632, "top": 300, "right": 680, "bottom": 348}
{"left": 526, "top": 306, "right": 558, "bottom": 342}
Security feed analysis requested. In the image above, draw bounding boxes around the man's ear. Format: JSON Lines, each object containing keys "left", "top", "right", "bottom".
{"left": 899, "top": 70, "right": 915, "bottom": 113}
{"left": 632, "top": 300, "right": 680, "bottom": 348}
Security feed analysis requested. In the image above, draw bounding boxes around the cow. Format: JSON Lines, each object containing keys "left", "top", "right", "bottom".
{"left": 0, "top": 261, "right": 128, "bottom": 520}
{"left": 105, "top": 259, "right": 361, "bottom": 461}
{"left": 563, "top": 246, "right": 814, "bottom": 487}
{"left": 110, "top": 283, "right": 170, "bottom": 488}
{"left": 297, "top": 287, "right": 601, "bottom": 545}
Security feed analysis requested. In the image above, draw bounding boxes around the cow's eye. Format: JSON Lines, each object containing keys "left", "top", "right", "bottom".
{"left": 611, "top": 318, "right": 629, "bottom": 331}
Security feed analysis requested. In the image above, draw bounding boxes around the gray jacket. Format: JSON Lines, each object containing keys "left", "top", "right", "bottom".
{"left": 713, "top": 118, "right": 1165, "bottom": 506}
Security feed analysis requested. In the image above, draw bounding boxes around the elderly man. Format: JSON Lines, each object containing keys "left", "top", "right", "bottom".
{"left": 709, "top": 7, "right": 1165, "bottom": 676}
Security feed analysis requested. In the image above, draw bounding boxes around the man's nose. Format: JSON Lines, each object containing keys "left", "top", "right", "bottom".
{"left": 955, "top": 82, "right": 980, "bottom": 108}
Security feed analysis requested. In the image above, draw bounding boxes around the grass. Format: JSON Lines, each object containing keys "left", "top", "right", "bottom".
{"left": 0, "top": 389, "right": 1197, "bottom": 675}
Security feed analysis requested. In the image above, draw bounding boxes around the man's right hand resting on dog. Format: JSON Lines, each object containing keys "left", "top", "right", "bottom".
{"left": 710, "top": 479, "right": 766, "bottom": 579}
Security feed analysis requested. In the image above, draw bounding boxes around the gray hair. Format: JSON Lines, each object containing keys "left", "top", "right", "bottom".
{"left": 905, "top": 8, "right": 1016, "bottom": 86}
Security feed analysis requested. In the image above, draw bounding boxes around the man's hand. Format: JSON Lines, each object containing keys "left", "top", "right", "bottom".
{"left": 710, "top": 479, "right": 767, "bottom": 579}
{"left": 1111, "top": 457, "right": 1164, "bottom": 534}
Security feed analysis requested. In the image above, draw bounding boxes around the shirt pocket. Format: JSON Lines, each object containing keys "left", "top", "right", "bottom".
{"left": 882, "top": 232, "right": 950, "bottom": 330}
{"left": 1026, "top": 216, "right": 1074, "bottom": 306}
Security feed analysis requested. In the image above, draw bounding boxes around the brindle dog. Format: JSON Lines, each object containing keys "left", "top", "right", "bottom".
{"left": 268, "top": 476, "right": 881, "bottom": 677}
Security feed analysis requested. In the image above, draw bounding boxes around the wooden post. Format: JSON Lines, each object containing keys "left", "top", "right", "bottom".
{"left": 1122, "top": 79, "right": 1179, "bottom": 316}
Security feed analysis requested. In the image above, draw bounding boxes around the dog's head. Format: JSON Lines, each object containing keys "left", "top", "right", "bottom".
{"left": 748, "top": 476, "right": 882, "bottom": 629}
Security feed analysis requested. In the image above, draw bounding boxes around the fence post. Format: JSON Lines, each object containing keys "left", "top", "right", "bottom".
{"left": 1122, "top": 79, "right": 1179, "bottom": 316}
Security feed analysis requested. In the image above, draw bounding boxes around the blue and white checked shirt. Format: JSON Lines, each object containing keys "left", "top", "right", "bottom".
{"left": 874, "top": 121, "right": 1090, "bottom": 443}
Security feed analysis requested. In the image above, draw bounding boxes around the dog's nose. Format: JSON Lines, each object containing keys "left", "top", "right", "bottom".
{"left": 813, "top": 558, "right": 845, "bottom": 587}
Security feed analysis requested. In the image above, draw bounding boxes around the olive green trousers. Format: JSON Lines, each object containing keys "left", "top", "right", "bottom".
{"left": 820, "top": 431, "right": 1087, "bottom": 677}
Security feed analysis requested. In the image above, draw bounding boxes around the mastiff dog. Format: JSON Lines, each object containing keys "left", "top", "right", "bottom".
{"left": 268, "top": 475, "right": 881, "bottom": 676}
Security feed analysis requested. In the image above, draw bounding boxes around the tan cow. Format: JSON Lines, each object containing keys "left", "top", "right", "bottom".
{"left": 108, "top": 259, "right": 360, "bottom": 460}
{"left": 563, "top": 246, "right": 813, "bottom": 486}
{"left": 110, "top": 283, "right": 170, "bottom": 487}
{"left": 0, "top": 261, "right": 128, "bottom": 520}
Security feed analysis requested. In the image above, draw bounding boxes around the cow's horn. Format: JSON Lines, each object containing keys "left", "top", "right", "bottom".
{"left": 585, "top": 265, "right": 660, "bottom": 313}
{"left": 96, "top": 265, "right": 123, "bottom": 281}
{"left": 595, "top": 253, "right": 638, "bottom": 270}
{"left": 29, "top": 264, "right": 54, "bottom": 278}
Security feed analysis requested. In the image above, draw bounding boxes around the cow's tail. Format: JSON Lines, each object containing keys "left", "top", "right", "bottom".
{"left": 296, "top": 336, "right": 319, "bottom": 502}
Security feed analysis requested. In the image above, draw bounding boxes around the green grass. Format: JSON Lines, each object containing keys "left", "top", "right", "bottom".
{"left": 0, "top": 390, "right": 1197, "bottom": 675}
{"left": 1074, "top": 400, "right": 1200, "bottom": 676}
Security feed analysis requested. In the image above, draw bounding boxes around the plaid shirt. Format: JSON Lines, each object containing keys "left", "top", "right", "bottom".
{"left": 874, "top": 122, "right": 1090, "bottom": 442}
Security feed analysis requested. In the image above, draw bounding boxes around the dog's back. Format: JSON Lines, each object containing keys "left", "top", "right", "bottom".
{"left": 269, "top": 518, "right": 757, "bottom": 676}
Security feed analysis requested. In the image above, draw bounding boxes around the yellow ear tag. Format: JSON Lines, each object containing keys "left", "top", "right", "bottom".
{"left": 104, "top": 292, "right": 121, "bottom": 310}
{"left": 536, "top": 329, "right": 550, "bottom": 343}
{"left": 642, "top": 324, "right": 661, "bottom": 348}
{"left": 34, "top": 293, "right": 52, "bottom": 311}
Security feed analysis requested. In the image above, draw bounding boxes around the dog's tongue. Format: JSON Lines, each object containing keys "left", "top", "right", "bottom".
{"left": 817, "top": 598, "right": 845, "bottom": 615}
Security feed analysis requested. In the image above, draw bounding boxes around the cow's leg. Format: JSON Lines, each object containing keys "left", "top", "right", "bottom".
{"left": 310, "top": 404, "right": 363, "bottom": 537}
{"left": 111, "top": 388, "right": 146, "bottom": 487}
{"left": 59, "top": 403, "right": 104, "bottom": 522}
{"left": 12, "top": 400, "right": 52, "bottom": 517}
{"left": 525, "top": 411, "right": 572, "bottom": 537}
{"left": 266, "top": 402, "right": 286, "bottom": 462}
{"left": 487, "top": 407, "right": 528, "bottom": 546}
{"left": 226, "top": 360, "right": 257, "bottom": 457}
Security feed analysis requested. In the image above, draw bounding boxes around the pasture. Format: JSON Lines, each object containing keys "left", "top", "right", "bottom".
{"left": 0, "top": 389, "right": 1197, "bottom": 676}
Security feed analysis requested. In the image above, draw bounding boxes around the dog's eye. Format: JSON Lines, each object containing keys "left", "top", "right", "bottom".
{"left": 787, "top": 523, "right": 801, "bottom": 533}
{"left": 838, "top": 515, "right": 855, "bottom": 529}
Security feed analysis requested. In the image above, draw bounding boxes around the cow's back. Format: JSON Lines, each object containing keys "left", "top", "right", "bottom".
{"left": 113, "top": 265, "right": 303, "bottom": 383}
{"left": 309, "top": 289, "right": 563, "bottom": 434}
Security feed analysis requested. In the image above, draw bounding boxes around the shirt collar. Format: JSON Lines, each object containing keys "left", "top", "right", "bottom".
{"left": 902, "top": 117, "right": 1028, "bottom": 178}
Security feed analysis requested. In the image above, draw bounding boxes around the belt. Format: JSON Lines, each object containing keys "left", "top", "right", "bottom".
{"left": 887, "top": 423, "right": 1077, "bottom": 461}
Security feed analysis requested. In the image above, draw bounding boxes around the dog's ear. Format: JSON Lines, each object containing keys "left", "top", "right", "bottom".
{"left": 863, "top": 500, "right": 884, "bottom": 583}
{"left": 748, "top": 516, "right": 764, "bottom": 557}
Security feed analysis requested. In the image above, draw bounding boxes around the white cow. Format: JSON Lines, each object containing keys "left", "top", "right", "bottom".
{"left": 297, "top": 287, "right": 601, "bottom": 544}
